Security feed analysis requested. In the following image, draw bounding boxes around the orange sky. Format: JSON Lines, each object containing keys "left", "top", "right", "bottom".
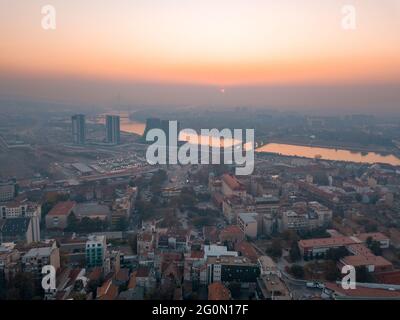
{"left": 1, "top": 0, "right": 400, "bottom": 86}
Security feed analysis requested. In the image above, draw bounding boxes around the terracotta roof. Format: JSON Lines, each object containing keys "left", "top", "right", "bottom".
{"left": 374, "top": 271, "right": 400, "bottom": 285}
{"left": 115, "top": 268, "right": 130, "bottom": 282}
{"left": 97, "top": 279, "right": 119, "bottom": 300}
{"left": 127, "top": 271, "right": 137, "bottom": 289}
{"left": 208, "top": 282, "right": 231, "bottom": 300}
{"left": 222, "top": 174, "right": 245, "bottom": 191}
{"left": 324, "top": 282, "right": 400, "bottom": 299}
{"left": 137, "top": 231, "right": 153, "bottom": 242}
{"left": 47, "top": 201, "right": 76, "bottom": 217}
{"left": 346, "top": 244, "right": 375, "bottom": 257}
{"left": 299, "top": 236, "right": 358, "bottom": 249}
{"left": 203, "top": 226, "right": 219, "bottom": 243}
{"left": 235, "top": 241, "right": 259, "bottom": 263}
{"left": 190, "top": 250, "right": 204, "bottom": 259}
{"left": 357, "top": 232, "right": 389, "bottom": 243}
{"left": 341, "top": 255, "right": 393, "bottom": 268}
{"left": 220, "top": 225, "right": 242, "bottom": 236}
{"left": 88, "top": 267, "right": 103, "bottom": 281}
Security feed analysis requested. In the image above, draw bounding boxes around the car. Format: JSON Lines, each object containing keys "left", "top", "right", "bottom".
{"left": 317, "top": 282, "right": 325, "bottom": 289}
{"left": 306, "top": 282, "right": 318, "bottom": 288}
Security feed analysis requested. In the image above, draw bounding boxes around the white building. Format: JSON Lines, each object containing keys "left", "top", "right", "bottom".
{"left": 0, "top": 201, "right": 41, "bottom": 220}
{"left": 204, "top": 245, "right": 238, "bottom": 259}
{"left": 237, "top": 212, "right": 258, "bottom": 239}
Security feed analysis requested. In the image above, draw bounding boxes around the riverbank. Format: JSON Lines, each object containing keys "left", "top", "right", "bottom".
{"left": 256, "top": 138, "right": 400, "bottom": 157}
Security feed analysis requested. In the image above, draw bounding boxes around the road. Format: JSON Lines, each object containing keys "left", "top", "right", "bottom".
{"left": 250, "top": 242, "right": 323, "bottom": 300}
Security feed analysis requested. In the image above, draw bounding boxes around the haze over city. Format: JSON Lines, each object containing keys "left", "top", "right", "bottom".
{"left": 2, "top": 0, "right": 400, "bottom": 306}
{"left": 1, "top": 0, "right": 400, "bottom": 113}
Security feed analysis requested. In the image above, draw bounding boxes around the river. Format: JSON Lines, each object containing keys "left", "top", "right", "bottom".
{"left": 98, "top": 112, "right": 400, "bottom": 166}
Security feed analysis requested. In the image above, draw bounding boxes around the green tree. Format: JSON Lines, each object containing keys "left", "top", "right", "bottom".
{"left": 356, "top": 266, "right": 374, "bottom": 283}
{"left": 290, "top": 265, "right": 305, "bottom": 279}
{"left": 289, "top": 241, "right": 301, "bottom": 262}
{"left": 267, "top": 239, "right": 283, "bottom": 258}
{"left": 7, "top": 272, "right": 36, "bottom": 300}
{"left": 324, "top": 261, "right": 340, "bottom": 281}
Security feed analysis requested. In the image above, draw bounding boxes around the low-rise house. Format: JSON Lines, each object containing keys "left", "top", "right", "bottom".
{"left": 46, "top": 201, "right": 76, "bottom": 230}
{"left": 22, "top": 244, "right": 60, "bottom": 277}
{"left": 356, "top": 232, "right": 390, "bottom": 249}
{"left": 219, "top": 225, "right": 245, "bottom": 244}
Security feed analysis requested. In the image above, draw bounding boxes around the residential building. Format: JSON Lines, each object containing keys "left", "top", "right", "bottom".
{"left": 0, "top": 217, "right": 40, "bottom": 244}
{"left": 0, "top": 200, "right": 41, "bottom": 220}
{"left": 71, "top": 114, "right": 86, "bottom": 145}
{"left": 339, "top": 255, "right": 393, "bottom": 273}
{"left": 237, "top": 212, "right": 258, "bottom": 239}
{"left": 203, "top": 245, "right": 238, "bottom": 259}
{"left": 0, "top": 243, "right": 21, "bottom": 281}
{"left": 0, "top": 180, "right": 16, "bottom": 202}
{"left": 205, "top": 256, "right": 260, "bottom": 284}
{"left": 106, "top": 115, "right": 120, "bottom": 145}
{"left": 86, "top": 235, "right": 107, "bottom": 269}
{"left": 356, "top": 232, "right": 390, "bottom": 249}
{"left": 137, "top": 231, "right": 155, "bottom": 260}
{"left": 22, "top": 243, "right": 60, "bottom": 276}
{"left": 45, "top": 201, "right": 76, "bottom": 230}
{"left": 221, "top": 174, "right": 246, "bottom": 198}
{"left": 298, "top": 236, "right": 359, "bottom": 258}
{"left": 219, "top": 225, "right": 245, "bottom": 244}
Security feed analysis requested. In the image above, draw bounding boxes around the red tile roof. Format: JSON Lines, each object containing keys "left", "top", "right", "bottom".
{"left": 357, "top": 232, "right": 389, "bottom": 243}
{"left": 374, "top": 271, "right": 400, "bottom": 285}
{"left": 235, "top": 241, "right": 259, "bottom": 263}
{"left": 325, "top": 282, "right": 400, "bottom": 299}
{"left": 220, "top": 225, "right": 243, "bottom": 235}
{"left": 299, "top": 236, "right": 358, "bottom": 249}
{"left": 222, "top": 174, "right": 245, "bottom": 191}
{"left": 341, "top": 255, "right": 393, "bottom": 268}
{"left": 190, "top": 250, "right": 204, "bottom": 259}
{"left": 47, "top": 201, "right": 76, "bottom": 217}
{"left": 127, "top": 271, "right": 137, "bottom": 289}
{"left": 208, "top": 282, "right": 231, "bottom": 300}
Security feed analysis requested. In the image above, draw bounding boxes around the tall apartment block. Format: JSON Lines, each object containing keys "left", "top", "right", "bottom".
{"left": 71, "top": 114, "right": 86, "bottom": 145}
{"left": 106, "top": 115, "right": 121, "bottom": 144}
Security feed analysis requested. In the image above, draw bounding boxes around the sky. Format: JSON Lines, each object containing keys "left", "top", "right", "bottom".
{"left": 1, "top": 0, "right": 400, "bottom": 112}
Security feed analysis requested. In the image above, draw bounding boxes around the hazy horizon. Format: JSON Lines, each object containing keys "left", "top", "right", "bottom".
{"left": 1, "top": 0, "right": 400, "bottom": 114}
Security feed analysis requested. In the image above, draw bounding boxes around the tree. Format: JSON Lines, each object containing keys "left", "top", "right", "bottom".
{"left": 71, "top": 292, "right": 87, "bottom": 300}
{"left": 290, "top": 265, "right": 305, "bottom": 279}
{"left": 324, "top": 261, "right": 340, "bottom": 281}
{"left": 356, "top": 266, "right": 373, "bottom": 283}
{"left": 7, "top": 272, "right": 36, "bottom": 300}
{"left": 326, "top": 247, "right": 348, "bottom": 262}
{"left": 66, "top": 212, "right": 79, "bottom": 231}
{"left": 367, "top": 239, "right": 382, "bottom": 256}
{"left": 289, "top": 241, "right": 301, "bottom": 262}
{"left": 115, "top": 216, "right": 128, "bottom": 231}
{"left": 267, "top": 239, "right": 283, "bottom": 258}
{"left": 227, "top": 282, "right": 241, "bottom": 299}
